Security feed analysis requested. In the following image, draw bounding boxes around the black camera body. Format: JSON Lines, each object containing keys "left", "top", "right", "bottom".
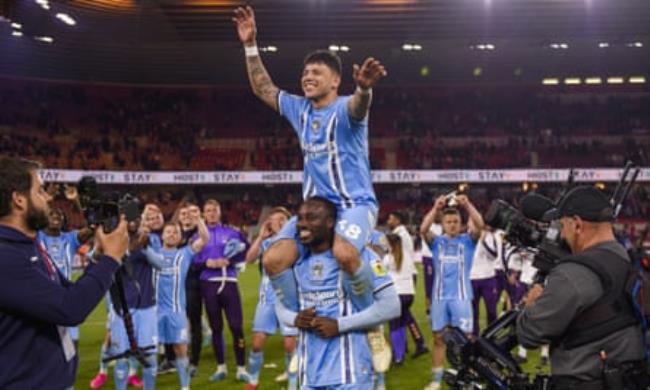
{"left": 484, "top": 199, "right": 571, "bottom": 282}
{"left": 443, "top": 311, "right": 550, "bottom": 390}
{"left": 77, "top": 176, "right": 140, "bottom": 232}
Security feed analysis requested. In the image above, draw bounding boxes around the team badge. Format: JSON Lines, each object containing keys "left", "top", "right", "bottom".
{"left": 311, "top": 260, "right": 324, "bottom": 279}
{"left": 311, "top": 119, "right": 320, "bottom": 135}
{"left": 371, "top": 259, "right": 387, "bottom": 277}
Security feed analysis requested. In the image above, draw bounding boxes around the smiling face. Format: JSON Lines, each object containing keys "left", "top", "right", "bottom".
{"left": 296, "top": 200, "right": 335, "bottom": 250}
{"left": 301, "top": 62, "right": 340, "bottom": 102}
{"left": 162, "top": 223, "right": 181, "bottom": 248}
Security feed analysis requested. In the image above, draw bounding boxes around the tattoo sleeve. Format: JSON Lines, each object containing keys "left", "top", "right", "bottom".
{"left": 246, "top": 55, "right": 279, "bottom": 111}
{"left": 348, "top": 89, "right": 372, "bottom": 121}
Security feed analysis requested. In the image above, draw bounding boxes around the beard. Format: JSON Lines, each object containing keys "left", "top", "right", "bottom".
{"left": 26, "top": 198, "right": 49, "bottom": 231}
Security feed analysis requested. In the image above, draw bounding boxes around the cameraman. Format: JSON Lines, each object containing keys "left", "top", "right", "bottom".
{"left": 517, "top": 186, "right": 645, "bottom": 389}
{"left": 0, "top": 157, "right": 128, "bottom": 389}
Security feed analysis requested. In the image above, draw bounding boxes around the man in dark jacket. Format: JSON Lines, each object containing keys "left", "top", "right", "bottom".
{"left": 517, "top": 186, "right": 645, "bottom": 389}
{"left": 0, "top": 157, "right": 128, "bottom": 389}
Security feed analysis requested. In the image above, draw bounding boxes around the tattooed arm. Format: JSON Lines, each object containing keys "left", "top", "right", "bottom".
{"left": 233, "top": 6, "right": 279, "bottom": 112}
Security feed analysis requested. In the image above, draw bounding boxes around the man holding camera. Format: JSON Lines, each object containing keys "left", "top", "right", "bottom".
{"left": 0, "top": 157, "right": 128, "bottom": 389}
{"left": 517, "top": 186, "right": 646, "bottom": 389}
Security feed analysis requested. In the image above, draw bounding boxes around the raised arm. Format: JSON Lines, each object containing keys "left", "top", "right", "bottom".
{"left": 245, "top": 219, "right": 273, "bottom": 264}
{"left": 233, "top": 6, "right": 279, "bottom": 111}
{"left": 143, "top": 246, "right": 165, "bottom": 270}
{"left": 347, "top": 57, "right": 387, "bottom": 121}
{"left": 190, "top": 215, "right": 210, "bottom": 254}
{"left": 420, "top": 195, "right": 447, "bottom": 244}
{"left": 456, "top": 195, "right": 485, "bottom": 241}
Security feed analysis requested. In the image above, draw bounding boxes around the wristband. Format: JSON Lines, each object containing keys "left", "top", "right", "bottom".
{"left": 356, "top": 85, "right": 372, "bottom": 95}
{"left": 245, "top": 45, "right": 259, "bottom": 57}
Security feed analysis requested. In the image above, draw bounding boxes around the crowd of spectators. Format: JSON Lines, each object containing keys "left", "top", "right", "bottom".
{"left": 1, "top": 79, "right": 649, "bottom": 170}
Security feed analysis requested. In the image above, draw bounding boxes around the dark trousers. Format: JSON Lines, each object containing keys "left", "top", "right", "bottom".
{"left": 389, "top": 294, "right": 425, "bottom": 362}
{"left": 200, "top": 280, "right": 246, "bottom": 366}
{"left": 471, "top": 277, "right": 499, "bottom": 336}
{"left": 186, "top": 270, "right": 203, "bottom": 366}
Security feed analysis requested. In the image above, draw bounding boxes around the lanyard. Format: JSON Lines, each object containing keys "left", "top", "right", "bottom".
{"left": 37, "top": 242, "right": 59, "bottom": 282}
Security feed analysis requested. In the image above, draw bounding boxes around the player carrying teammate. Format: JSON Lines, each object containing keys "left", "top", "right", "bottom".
{"left": 233, "top": 6, "right": 390, "bottom": 369}
{"left": 275, "top": 197, "right": 400, "bottom": 389}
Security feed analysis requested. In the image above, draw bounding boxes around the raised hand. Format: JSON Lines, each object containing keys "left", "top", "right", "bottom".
{"left": 260, "top": 219, "right": 273, "bottom": 239}
{"left": 232, "top": 6, "right": 257, "bottom": 46}
{"left": 63, "top": 184, "right": 78, "bottom": 201}
{"left": 352, "top": 57, "right": 387, "bottom": 90}
{"left": 434, "top": 195, "right": 447, "bottom": 211}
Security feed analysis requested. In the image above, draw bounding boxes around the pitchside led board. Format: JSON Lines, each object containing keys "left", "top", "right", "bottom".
{"left": 38, "top": 168, "right": 650, "bottom": 185}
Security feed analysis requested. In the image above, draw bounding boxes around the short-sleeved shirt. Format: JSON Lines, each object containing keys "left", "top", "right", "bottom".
{"left": 278, "top": 91, "right": 377, "bottom": 209}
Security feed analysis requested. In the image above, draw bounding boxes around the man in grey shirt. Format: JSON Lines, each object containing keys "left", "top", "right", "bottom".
{"left": 517, "top": 186, "right": 645, "bottom": 388}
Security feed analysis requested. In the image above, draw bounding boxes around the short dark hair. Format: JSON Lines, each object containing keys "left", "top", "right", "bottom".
{"left": 442, "top": 207, "right": 461, "bottom": 217}
{"left": 304, "top": 50, "right": 342, "bottom": 76}
{"left": 304, "top": 196, "right": 337, "bottom": 221}
{"left": 388, "top": 211, "right": 406, "bottom": 224}
{"left": 0, "top": 157, "right": 41, "bottom": 218}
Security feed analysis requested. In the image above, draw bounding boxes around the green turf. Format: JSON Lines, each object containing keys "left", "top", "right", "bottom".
{"left": 75, "top": 264, "right": 547, "bottom": 389}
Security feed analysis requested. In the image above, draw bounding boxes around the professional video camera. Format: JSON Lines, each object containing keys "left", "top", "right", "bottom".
{"left": 443, "top": 312, "right": 550, "bottom": 390}
{"left": 484, "top": 196, "right": 569, "bottom": 282}
{"left": 77, "top": 176, "right": 140, "bottom": 232}
{"left": 443, "top": 163, "right": 642, "bottom": 389}
{"left": 485, "top": 163, "right": 640, "bottom": 281}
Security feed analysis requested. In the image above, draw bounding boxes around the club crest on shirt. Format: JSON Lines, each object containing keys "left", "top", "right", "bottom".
{"left": 311, "top": 119, "right": 320, "bottom": 135}
{"left": 311, "top": 260, "right": 324, "bottom": 280}
{"left": 371, "top": 259, "right": 387, "bottom": 277}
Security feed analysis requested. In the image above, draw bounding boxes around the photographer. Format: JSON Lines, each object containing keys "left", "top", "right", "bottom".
{"left": 0, "top": 157, "right": 128, "bottom": 389}
{"left": 516, "top": 186, "right": 645, "bottom": 389}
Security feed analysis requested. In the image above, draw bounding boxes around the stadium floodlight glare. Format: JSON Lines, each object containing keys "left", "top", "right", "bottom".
{"left": 606, "top": 77, "right": 624, "bottom": 84}
{"left": 402, "top": 43, "right": 422, "bottom": 51}
{"left": 549, "top": 43, "right": 569, "bottom": 50}
{"left": 564, "top": 78, "right": 581, "bottom": 85}
{"left": 56, "top": 13, "right": 77, "bottom": 26}
{"left": 485, "top": 44, "right": 495, "bottom": 50}
{"left": 585, "top": 77, "right": 602, "bottom": 85}
{"left": 629, "top": 76, "right": 646, "bottom": 84}
{"left": 12, "top": 31, "right": 23, "bottom": 37}
{"left": 261, "top": 46, "right": 278, "bottom": 52}
{"left": 598, "top": 42, "right": 609, "bottom": 48}
{"left": 329, "top": 44, "right": 349, "bottom": 52}
{"left": 34, "top": 35, "right": 54, "bottom": 43}
{"left": 11, "top": 22, "right": 21, "bottom": 29}
{"left": 542, "top": 78, "right": 559, "bottom": 85}
{"left": 626, "top": 42, "right": 643, "bottom": 48}
{"left": 35, "top": 0, "right": 50, "bottom": 10}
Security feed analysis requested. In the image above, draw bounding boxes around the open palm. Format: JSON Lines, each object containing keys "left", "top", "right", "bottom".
{"left": 233, "top": 6, "right": 257, "bottom": 45}
{"left": 352, "top": 57, "right": 387, "bottom": 89}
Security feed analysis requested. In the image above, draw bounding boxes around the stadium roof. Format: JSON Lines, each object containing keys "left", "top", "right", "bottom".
{"left": 1, "top": 0, "right": 649, "bottom": 85}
